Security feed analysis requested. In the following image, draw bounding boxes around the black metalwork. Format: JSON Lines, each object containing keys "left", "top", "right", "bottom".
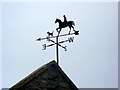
{"left": 36, "top": 31, "right": 79, "bottom": 64}
{"left": 36, "top": 16, "right": 79, "bottom": 65}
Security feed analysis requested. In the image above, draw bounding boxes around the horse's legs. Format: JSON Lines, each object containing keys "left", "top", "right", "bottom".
{"left": 69, "top": 26, "right": 71, "bottom": 34}
{"left": 56, "top": 28, "right": 59, "bottom": 32}
{"left": 69, "top": 25, "right": 75, "bottom": 34}
{"left": 72, "top": 26, "right": 75, "bottom": 31}
{"left": 58, "top": 29, "right": 61, "bottom": 36}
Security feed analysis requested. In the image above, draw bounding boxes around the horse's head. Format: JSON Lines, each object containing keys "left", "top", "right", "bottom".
{"left": 55, "top": 18, "right": 58, "bottom": 23}
{"left": 55, "top": 18, "right": 62, "bottom": 24}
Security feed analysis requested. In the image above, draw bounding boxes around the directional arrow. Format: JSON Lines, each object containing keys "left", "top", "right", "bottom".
{"left": 36, "top": 30, "right": 79, "bottom": 42}
{"left": 37, "top": 29, "right": 79, "bottom": 66}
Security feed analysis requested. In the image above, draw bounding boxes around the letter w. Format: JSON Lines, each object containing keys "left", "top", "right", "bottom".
{"left": 68, "top": 37, "right": 74, "bottom": 43}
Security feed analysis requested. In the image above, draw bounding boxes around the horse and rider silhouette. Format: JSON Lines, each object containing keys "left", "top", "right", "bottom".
{"left": 55, "top": 15, "right": 75, "bottom": 35}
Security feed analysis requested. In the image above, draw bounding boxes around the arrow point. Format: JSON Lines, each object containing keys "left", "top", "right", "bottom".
{"left": 36, "top": 38, "right": 41, "bottom": 41}
{"left": 74, "top": 30, "right": 79, "bottom": 35}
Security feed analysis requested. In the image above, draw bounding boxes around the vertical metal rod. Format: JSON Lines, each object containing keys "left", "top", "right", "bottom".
{"left": 56, "top": 36, "right": 59, "bottom": 87}
{"left": 56, "top": 36, "right": 59, "bottom": 65}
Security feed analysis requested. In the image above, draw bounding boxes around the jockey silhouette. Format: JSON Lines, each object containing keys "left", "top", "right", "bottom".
{"left": 63, "top": 15, "right": 67, "bottom": 25}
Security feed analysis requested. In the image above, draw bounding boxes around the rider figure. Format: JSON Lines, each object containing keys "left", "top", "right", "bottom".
{"left": 63, "top": 15, "right": 67, "bottom": 25}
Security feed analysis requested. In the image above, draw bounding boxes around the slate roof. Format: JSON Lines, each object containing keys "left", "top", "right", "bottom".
{"left": 9, "top": 60, "right": 79, "bottom": 90}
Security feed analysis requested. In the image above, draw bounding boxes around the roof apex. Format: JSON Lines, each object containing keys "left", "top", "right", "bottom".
{"left": 10, "top": 60, "right": 79, "bottom": 90}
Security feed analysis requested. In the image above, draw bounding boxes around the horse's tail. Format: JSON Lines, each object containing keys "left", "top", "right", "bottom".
{"left": 72, "top": 21, "right": 75, "bottom": 26}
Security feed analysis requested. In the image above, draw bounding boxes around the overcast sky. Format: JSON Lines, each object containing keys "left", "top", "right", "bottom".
{"left": 2, "top": 2, "right": 118, "bottom": 88}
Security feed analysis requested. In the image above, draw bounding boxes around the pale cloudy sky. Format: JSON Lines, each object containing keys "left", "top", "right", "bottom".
{"left": 1, "top": 1, "right": 118, "bottom": 88}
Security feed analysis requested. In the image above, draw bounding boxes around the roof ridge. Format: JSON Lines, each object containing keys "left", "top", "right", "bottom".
{"left": 10, "top": 60, "right": 56, "bottom": 89}
{"left": 10, "top": 60, "right": 79, "bottom": 90}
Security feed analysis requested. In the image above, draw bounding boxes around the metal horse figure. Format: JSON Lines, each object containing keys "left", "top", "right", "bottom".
{"left": 55, "top": 18, "right": 75, "bottom": 35}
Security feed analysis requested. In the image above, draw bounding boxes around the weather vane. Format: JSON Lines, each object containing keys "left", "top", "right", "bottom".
{"left": 36, "top": 15, "right": 79, "bottom": 65}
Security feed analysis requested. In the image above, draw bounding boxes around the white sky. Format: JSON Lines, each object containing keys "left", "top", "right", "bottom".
{"left": 1, "top": 1, "right": 118, "bottom": 89}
